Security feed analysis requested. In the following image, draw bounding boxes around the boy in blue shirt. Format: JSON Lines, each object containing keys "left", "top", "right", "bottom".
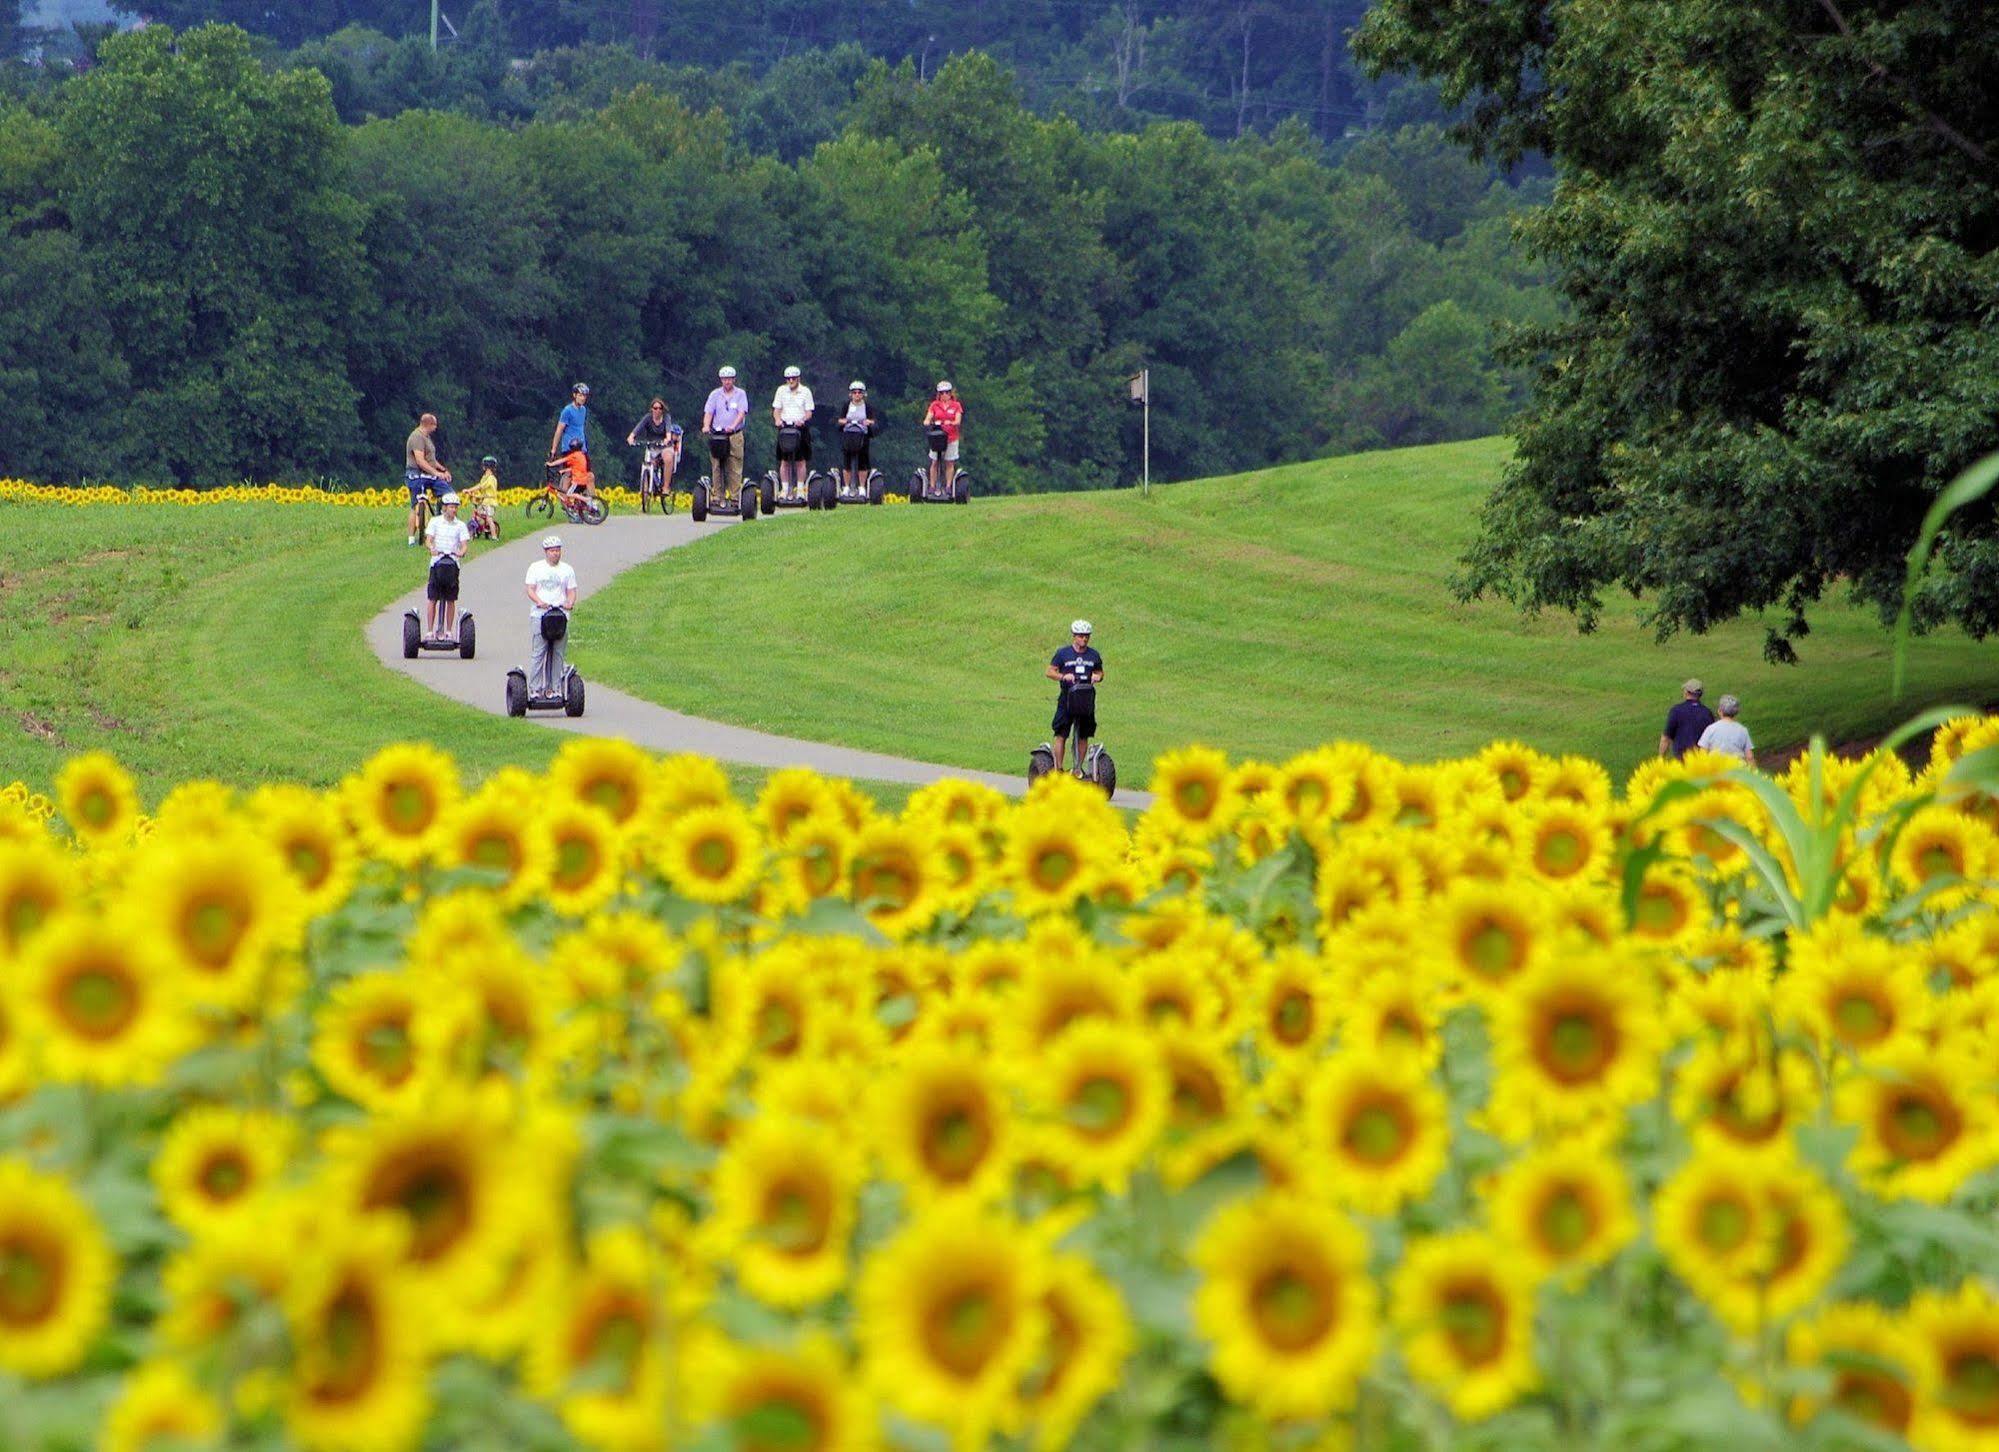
{"left": 548, "top": 381, "right": 590, "bottom": 464}
{"left": 1045, "top": 619, "right": 1105, "bottom": 774}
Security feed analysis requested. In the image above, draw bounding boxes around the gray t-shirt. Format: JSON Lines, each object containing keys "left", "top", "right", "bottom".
{"left": 406, "top": 427, "right": 439, "bottom": 474}
{"left": 1696, "top": 719, "right": 1753, "bottom": 759}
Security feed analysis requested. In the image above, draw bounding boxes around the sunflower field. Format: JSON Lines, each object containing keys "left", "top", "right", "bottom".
{"left": 6, "top": 724, "right": 1999, "bottom": 1452}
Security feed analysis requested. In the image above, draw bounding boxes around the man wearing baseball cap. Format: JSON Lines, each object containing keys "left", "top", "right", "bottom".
{"left": 703, "top": 366, "right": 749, "bottom": 504}
{"left": 1045, "top": 618, "right": 1104, "bottom": 775}
{"left": 1659, "top": 678, "right": 1715, "bottom": 759}
{"left": 771, "top": 365, "right": 815, "bottom": 501}
{"left": 524, "top": 535, "right": 578, "bottom": 699}
{"left": 423, "top": 490, "right": 471, "bottom": 640}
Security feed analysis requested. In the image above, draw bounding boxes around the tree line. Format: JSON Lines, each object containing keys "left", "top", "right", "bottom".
{"left": 0, "top": 22, "right": 1551, "bottom": 492}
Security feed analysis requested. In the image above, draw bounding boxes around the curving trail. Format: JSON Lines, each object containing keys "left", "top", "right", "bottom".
{"left": 366, "top": 509, "right": 1148, "bottom": 804}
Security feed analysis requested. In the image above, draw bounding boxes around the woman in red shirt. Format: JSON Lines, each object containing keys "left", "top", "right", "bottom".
{"left": 921, "top": 380, "right": 964, "bottom": 496}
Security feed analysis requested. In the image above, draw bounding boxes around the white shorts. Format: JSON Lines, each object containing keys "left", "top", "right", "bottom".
{"left": 941, "top": 440, "right": 959, "bottom": 462}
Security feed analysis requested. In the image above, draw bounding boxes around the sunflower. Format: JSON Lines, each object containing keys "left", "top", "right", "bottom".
{"left": 1477, "top": 740, "right": 1550, "bottom": 804}
{"left": 126, "top": 827, "right": 293, "bottom": 1010}
{"left": 1252, "top": 949, "right": 1337, "bottom": 1065}
{"left": 547, "top": 737, "right": 657, "bottom": 835}
{"left": 650, "top": 751, "right": 735, "bottom": 822}
{"left": 1779, "top": 930, "right": 1932, "bottom": 1060}
{"left": 0, "top": 840, "right": 73, "bottom": 961}
{"left": 1626, "top": 865, "right": 1706, "bottom": 945}
{"left": 439, "top": 789, "right": 548, "bottom": 909}
{"left": 1487, "top": 953, "right": 1664, "bottom": 1140}
{"left": 931, "top": 824, "right": 990, "bottom": 911}
{"left": 1005, "top": 806, "right": 1106, "bottom": 915}
{"left": 779, "top": 815, "right": 852, "bottom": 909}
{"left": 0, "top": 1160, "right": 114, "bottom": 1378}
{"left": 857, "top": 1204, "right": 1049, "bottom": 1441}
{"left": 1149, "top": 746, "right": 1240, "bottom": 840}
{"left": 757, "top": 768, "right": 843, "bottom": 845}
{"left": 1892, "top": 805, "right": 1999, "bottom": 907}
{"left": 876, "top": 1044, "right": 1014, "bottom": 1206}
{"left": 1341, "top": 961, "right": 1445, "bottom": 1071}
{"left": 1488, "top": 1141, "right": 1637, "bottom": 1281}
{"left": 907, "top": 777, "right": 1008, "bottom": 833}
{"left": 154, "top": 780, "right": 240, "bottom": 837}
{"left": 1785, "top": 1302, "right": 1924, "bottom": 1440}
{"left": 710, "top": 1115, "right": 857, "bottom": 1308}
{"left": 157, "top": 1208, "right": 298, "bottom": 1352}
{"left": 1703, "top": 1156, "right": 1849, "bottom": 1334}
{"left": 1392, "top": 1230, "right": 1540, "bottom": 1420}
{"left": 1672, "top": 1040, "right": 1817, "bottom": 1152}
{"left": 420, "top": 933, "right": 560, "bottom": 1088}
{"left": 20, "top": 911, "right": 189, "bottom": 1087}
{"left": 1006, "top": 950, "right": 1133, "bottom": 1053}
{"left": 282, "top": 1213, "right": 431, "bottom": 1452}
{"left": 54, "top": 750, "right": 140, "bottom": 847}
{"left": 310, "top": 970, "right": 443, "bottom": 1112}
{"left": 692, "top": 1332, "right": 875, "bottom": 1452}
{"left": 1034, "top": 1020, "right": 1168, "bottom": 1193}
{"left": 1519, "top": 800, "right": 1613, "bottom": 883}
{"left": 1132, "top": 950, "right": 1224, "bottom": 1035}
{"left": 101, "top": 1359, "right": 225, "bottom": 1452}
{"left": 1157, "top": 1027, "right": 1242, "bottom": 1138}
{"left": 1010, "top": 1253, "right": 1132, "bottom": 1452}
{"left": 1840, "top": 1044, "right": 1998, "bottom": 1203}
{"left": 1303, "top": 1050, "right": 1449, "bottom": 1215}
{"left": 152, "top": 1106, "right": 295, "bottom": 1235}
{"left": 1654, "top": 1146, "right": 1776, "bottom": 1308}
{"left": 526, "top": 1225, "right": 672, "bottom": 1452}
{"left": 542, "top": 799, "right": 625, "bottom": 916}
{"left": 251, "top": 785, "right": 361, "bottom": 919}
{"left": 1908, "top": 1282, "right": 1999, "bottom": 1452}
{"left": 847, "top": 820, "right": 936, "bottom": 938}
{"left": 1191, "top": 1193, "right": 1377, "bottom": 1420}
{"left": 1431, "top": 878, "right": 1551, "bottom": 1000}
{"left": 341, "top": 742, "right": 461, "bottom": 867}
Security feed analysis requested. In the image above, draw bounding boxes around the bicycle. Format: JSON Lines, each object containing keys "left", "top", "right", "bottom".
{"left": 409, "top": 475, "right": 448, "bottom": 538}
{"left": 526, "top": 463, "right": 610, "bottom": 526}
{"left": 637, "top": 438, "right": 678, "bottom": 515}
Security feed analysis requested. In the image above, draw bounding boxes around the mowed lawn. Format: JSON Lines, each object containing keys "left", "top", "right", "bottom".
{"left": 585, "top": 438, "right": 1999, "bottom": 779}
{"left": 0, "top": 505, "right": 900, "bottom": 806}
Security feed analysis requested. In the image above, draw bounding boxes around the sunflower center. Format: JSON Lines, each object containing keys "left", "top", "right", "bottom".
{"left": 1462, "top": 920, "right": 1523, "bottom": 981}
{"left": 693, "top": 835, "right": 734, "bottom": 877}
{"left": 576, "top": 1303, "right": 646, "bottom": 1396}
{"left": 1536, "top": 828, "right": 1583, "bottom": 875}
{"left": 198, "top": 1151, "right": 251, "bottom": 1202}
{"left": 760, "top": 1177, "right": 829, "bottom": 1255}
{"left": 1834, "top": 1370, "right": 1913, "bottom": 1432}
{"left": 1174, "top": 780, "right": 1214, "bottom": 818}
{"left": 357, "top": 1016, "right": 415, "bottom": 1084}
{"left": 1696, "top": 1195, "right": 1752, "bottom": 1253}
{"left": 1342, "top": 1095, "right": 1413, "bottom": 1166}
{"left": 923, "top": 1101, "right": 992, "bottom": 1180}
{"left": 312, "top": 1283, "right": 383, "bottom": 1403}
{"left": 1539, "top": 1004, "right": 1617, "bottom": 1084}
{"left": 470, "top": 831, "right": 519, "bottom": 872}
{"left": 183, "top": 892, "right": 251, "bottom": 968}
{"left": 3, "top": 887, "right": 52, "bottom": 951}
{"left": 55, "top": 964, "right": 139, "bottom": 1039}
{"left": 286, "top": 839, "right": 331, "bottom": 888}
{"left": 857, "top": 858, "right": 918, "bottom": 912}
{"left": 363, "top": 1154, "right": 473, "bottom": 1263}
{"left": 384, "top": 782, "right": 434, "bottom": 834}
{"left": 1145, "top": 990, "right": 1191, "bottom": 1026}
{"left": 1288, "top": 779, "right": 1328, "bottom": 817}
{"left": 554, "top": 833, "right": 600, "bottom": 888}
{"left": 736, "top": 1392, "right": 824, "bottom": 1452}
{"left": 923, "top": 1284, "right": 1008, "bottom": 1376}
{"left": 77, "top": 787, "right": 116, "bottom": 828}
{"left": 1881, "top": 1087, "right": 1961, "bottom": 1161}
{"left": 757, "top": 998, "right": 802, "bottom": 1056}
{"left": 1067, "top": 1075, "right": 1132, "bottom": 1139}
{"left": 1441, "top": 1281, "right": 1507, "bottom": 1365}
{"left": 1021, "top": 1294, "right": 1081, "bottom": 1402}
{"left": 1032, "top": 847, "right": 1077, "bottom": 891}
{"left": 1833, "top": 990, "right": 1890, "bottom": 1045}
{"left": 1272, "top": 990, "right": 1312, "bottom": 1043}
{"left": 1917, "top": 843, "right": 1962, "bottom": 880}
{"left": 1536, "top": 1186, "right": 1595, "bottom": 1256}
{"left": 1171, "top": 1063, "right": 1225, "bottom": 1126}
{"left": 585, "top": 777, "right": 635, "bottom": 821}
{"left": 0, "top": 1232, "right": 62, "bottom": 1325}
{"left": 1249, "top": 1265, "right": 1333, "bottom": 1351}
{"left": 1498, "top": 767, "right": 1527, "bottom": 799}
{"left": 1944, "top": 1347, "right": 1999, "bottom": 1424}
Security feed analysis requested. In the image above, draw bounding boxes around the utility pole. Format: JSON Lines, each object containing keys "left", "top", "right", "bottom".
{"left": 1128, "top": 368, "right": 1150, "bottom": 496}
{"left": 430, "top": 0, "right": 439, "bottom": 50}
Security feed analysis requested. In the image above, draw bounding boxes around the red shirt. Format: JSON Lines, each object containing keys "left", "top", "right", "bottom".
{"left": 925, "top": 397, "right": 964, "bottom": 440}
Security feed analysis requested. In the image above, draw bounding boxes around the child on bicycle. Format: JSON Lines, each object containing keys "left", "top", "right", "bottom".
{"left": 548, "top": 443, "right": 595, "bottom": 501}
{"left": 462, "top": 456, "right": 502, "bottom": 540}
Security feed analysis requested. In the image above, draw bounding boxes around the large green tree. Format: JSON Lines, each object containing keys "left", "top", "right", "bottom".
{"left": 1357, "top": 0, "right": 1999, "bottom": 658}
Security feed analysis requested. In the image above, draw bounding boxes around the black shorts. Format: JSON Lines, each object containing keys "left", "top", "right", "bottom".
{"left": 840, "top": 433, "right": 870, "bottom": 469}
{"left": 1052, "top": 694, "right": 1097, "bottom": 741}
{"left": 776, "top": 427, "right": 810, "bottom": 462}
{"left": 427, "top": 556, "right": 460, "bottom": 602}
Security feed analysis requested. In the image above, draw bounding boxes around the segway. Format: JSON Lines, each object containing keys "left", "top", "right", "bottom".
{"left": 506, "top": 608, "right": 584, "bottom": 717}
{"left": 908, "top": 426, "right": 971, "bottom": 504}
{"left": 402, "top": 608, "right": 476, "bottom": 660}
{"left": 767, "top": 426, "right": 817, "bottom": 511}
{"left": 691, "top": 431, "right": 758, "bottom": 524}
{"left": 1027, "top": 685, "right": 1115, "bottom": 798}
{"left": 833, "top": 467, "right": 884, "bottom": 506}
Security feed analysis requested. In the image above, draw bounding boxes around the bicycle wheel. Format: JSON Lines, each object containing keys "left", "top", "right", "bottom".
{"left": 525, "top": 494, "right": 553, "bottom": 519}
{"left": 580, "top": 496, "right": 610, "bottom": 526}
{"left": 415, "top": 494, "right": 433, "bottom": 536}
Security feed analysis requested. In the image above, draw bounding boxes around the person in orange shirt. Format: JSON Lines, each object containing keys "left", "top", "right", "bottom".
{"left": 550, "top": 441, "right": 594, "bottom": 501}
{"left": 921, "top": 380, "right": 964, "bottom": 497}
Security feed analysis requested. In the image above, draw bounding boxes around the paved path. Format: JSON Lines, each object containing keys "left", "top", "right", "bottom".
{"left": 367, "top": 509, "right": 1149, "bottom": 804}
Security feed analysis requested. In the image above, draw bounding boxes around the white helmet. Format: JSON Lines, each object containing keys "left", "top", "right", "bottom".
{"left": 718, "top": 366, "right": 737, "bottom": 379}
{"left": 1071, "top": 619, "right": 1092, "bottom": 636}
{"left": 936, "top": 380, "right": 954, "bottom": 392}
{"left": 439, "top": 491, "right": 459, "bottom": 505}
{"left": 783, "top": 365, "right": 802, "bottom": 379}
{"left": 542, "top": 535, "right": 563, "bottom": 549}
{"left": 848, "top": 380, "right": 866, "bottom": 392}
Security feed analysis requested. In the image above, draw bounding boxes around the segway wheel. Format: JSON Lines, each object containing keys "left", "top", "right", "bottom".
{"left": 458, "top": 613, "right": 476, "bottom": 660}
{"left": 908, "top": 469, "right": 926, "bottom": 504}
{"left": 505, "top": 669, "right": 528, "bottom": 718}
{"left": 868, "top": 471, "right": 885, "bottom": 506}
{"left": 692, "top": 482, "right": 709, "bottom": 523}
{"left": 401, "top": 611, "right": 420, "bottom": 660}
{"left": 763, "top": 482, "right": 779, "bottom": 517}
{"left": 564, "top": 670, "right": 586, "bottom": 718}
{"left": 1093, "top": 749, "right": 1117, "bottom": 801}
{"left": 954, "top": 471, "right": 971, "bottom": 505}
{"left": 1028, "top": 745, "right": 1056, "bottom": 784}
{"left": 817, "top": 472, "right": 835, "bottom": 511}
{"left": 741, "top": 485, "right": 758, "bottom": 522}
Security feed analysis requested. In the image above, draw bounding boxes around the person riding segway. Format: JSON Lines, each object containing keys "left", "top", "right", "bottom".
{"left": 695, "top": 366, "right": 757, "bottom": 524}
{"left": 506, "top": 535, "right": 585, "bottom": 717}
{"left": 833, "top": 380, "right": 882, "bottom": 506}
{"left": 768, "top": 366, "right": 819, "bottom": 511}
{"left": 402, "top": 492, "right": 476, "bottom": 660}
{"left": 1029, "top": 620, "right": 1114, "bottom": 796}
{"left": 909, "top": 381, "right": 969, "bottom": 504}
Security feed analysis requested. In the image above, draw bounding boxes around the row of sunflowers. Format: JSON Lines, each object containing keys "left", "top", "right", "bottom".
{"left": 4, "top": 725, "right": 1999, "bottom": 1451}
{"left": 0, "top": 481, "right": 911, "bottom": 509}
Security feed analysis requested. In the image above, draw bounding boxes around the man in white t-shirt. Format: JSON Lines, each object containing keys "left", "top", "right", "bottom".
{"left": 423, "top": 492, "right": 472, "bottom": 639}
{"left": 1695, "top": 693, "right": 1756, "bottom": 766}
{"left": 523, "top": 535, "right": 579, "bottom": 697}
{"left": 771, "top": 365, "right": 815, "bottom": 500}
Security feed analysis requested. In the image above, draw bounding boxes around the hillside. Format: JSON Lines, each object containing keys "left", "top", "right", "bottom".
{"left": 584, "top": 438, "right": 1999, "bottom": 778}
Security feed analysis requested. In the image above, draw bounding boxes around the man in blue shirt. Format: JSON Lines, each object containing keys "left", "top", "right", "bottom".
{"left": 548, "top": 381, "right": 590, "bottom": 463}
{"left": 1659, "top": 678, "right": 1715, "bottom": 759}
{"left": 1045, "top": 618, "right": 1105, "bottom": 774}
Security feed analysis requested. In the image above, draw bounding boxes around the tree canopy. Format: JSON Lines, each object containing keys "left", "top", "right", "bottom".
{"left": 1357, "top": 0, "right": 1999, "bottom": 657}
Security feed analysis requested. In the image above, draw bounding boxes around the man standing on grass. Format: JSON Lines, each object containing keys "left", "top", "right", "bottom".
{"left": 404, "top": 412, "right": 450, "bottom": 546}
{"left": 1659, "top": 678, "right": 1714, "bottom": 759}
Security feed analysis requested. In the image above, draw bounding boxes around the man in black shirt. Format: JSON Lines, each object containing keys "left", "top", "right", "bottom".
{"left": 1659, "top": 678, "right": 1715, "bottom": 759}
{"left": 1046, "top": 619, "right": 1105, "bottom": 774}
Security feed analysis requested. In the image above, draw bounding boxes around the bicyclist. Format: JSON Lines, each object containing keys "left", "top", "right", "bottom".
{"left": 462, "top": 456, "right": 501, "bottom": 541}
{"left": 423, "top": 491, "right": 471, "bottom": 640}
{"left": 627, "top": 397, "right": 682, "bottom": 498}
{"left": 922, "top": 381, "right": 964, "bottom": 497}
{"left": 524, "top": 535, "right": 578, "bottom": 699}
{"left": 550, "top": 440, "right": 595, "bottom": 501}
{"left": 548, "top": 381, "right": 590, "bottom": 468}
{"left": 839, "top": 381, "right": 876, "bottom": 497}
{"left": 404, "top": 412, "right": 451, "bottom": 546}
{"left": 772, "top": 366, "right": 815, "bottom": 499}
{"left": 702, "top": 366, "right": 749, "bottom": 503}
{"left": 1044, "top": 619, "right": 1104, "bottom": 775}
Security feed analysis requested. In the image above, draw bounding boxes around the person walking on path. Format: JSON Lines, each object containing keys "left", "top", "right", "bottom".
{"left": 703, "top": 366, "right": 750, "bottom": 503}
{"left": 404, "top": 412, "right": 451, "bottom": 546}
{"left": 1696, "top": 694, "right": 1756, "bottom": 765}
{"left": 548, "top": 382, "right": 591, "bottom": 463}
{"left": 1659, "top": 679, "right": 1715, "bottom": 759}
{"left": 524, "top": 535, "right": 579, "bottom": 698}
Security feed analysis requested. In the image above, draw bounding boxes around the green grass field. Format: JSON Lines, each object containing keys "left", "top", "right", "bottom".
{"left": 584, "top": 438, "right": 1999, "bottom": 779}
{"left": 0, "top": 506, "right": 849, "bottom": 804}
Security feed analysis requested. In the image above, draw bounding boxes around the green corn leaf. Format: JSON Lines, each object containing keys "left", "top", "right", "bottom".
{"left": 1893, "top": 449, "right": 1999, "bottom": 699}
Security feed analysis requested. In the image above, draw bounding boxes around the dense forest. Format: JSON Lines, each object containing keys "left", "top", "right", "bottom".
{"left": 0, "top": 13, "right": 1553, "bottom": 490}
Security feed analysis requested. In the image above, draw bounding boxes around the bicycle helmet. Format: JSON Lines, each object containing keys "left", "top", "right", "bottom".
{"left": 936, "top": 380, "right": 954, "bottom": 393}
{"left": 572, "top": 382, "right": 590, "bottom": 396}
{"left": 480, "top": 455, "right": 497, "bottom": 469}
{"left": 1071, "top": 619, "right": 1092, "bottom": 636}
{"left": 849, "top": 380, "right": 866, "bottom": 393}
{"left": 783, "top": 365, "right": 802, "bottom": 379}
{"left": 439, "top": 491, "right": 460, "bottom": 505}
{"left": 542, "top": 535, "right": 563, "bottom": 549}
{"left": 718, "top": 366, "right": 737, "bottom": 379}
